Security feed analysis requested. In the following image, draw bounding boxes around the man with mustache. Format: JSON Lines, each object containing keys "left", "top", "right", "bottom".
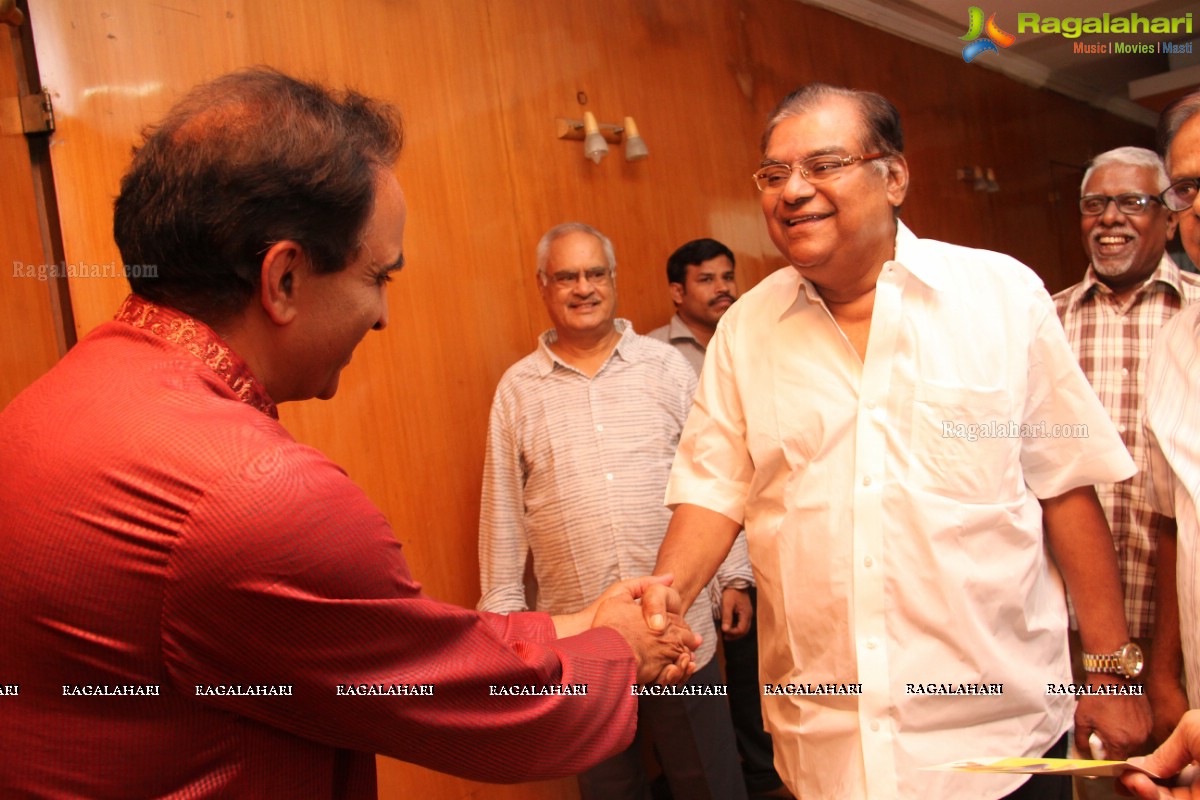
{"left": 1053, "top": 148, "right": 1198, "bottom": 770}
{"left": 648, "top": 237, "right": 740, "bottom": 374}
{"left": 477, "top": 222, "right": 747, "bottom": 800}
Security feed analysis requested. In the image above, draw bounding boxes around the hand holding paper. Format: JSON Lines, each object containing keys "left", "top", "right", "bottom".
{"left": 1121, "top": 709, "right": 1200, "bottom": 798}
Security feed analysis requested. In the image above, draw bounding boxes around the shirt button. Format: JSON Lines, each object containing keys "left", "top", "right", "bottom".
{"left": 605, "top": 473, "right": 614, "bottom": 481}
{"left": 866, "top": 400, "right": 877, "bottom": 410}
{"left": 1118, "top": 424, "right": 1127, "bottom": 433}
{"left": 1121, "top": 368, "right": 1129, "bottom": 377}
{"left": 862, "top": 476, "right": 872, "bottom": 487}
{"left": 596, "top": 424, "right": 604, "bottom": 432}
{"left": 866, "top": 637, "right": 879, "bottom": 649}
{"left": 864, "top": 556, "right": 874, "bottom": 568}
{"left": 870, "top": 721, "right": 881, "bottom": 732}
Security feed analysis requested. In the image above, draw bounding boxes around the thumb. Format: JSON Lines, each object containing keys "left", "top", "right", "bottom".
{"left": 720, "top": 596, "right": 734, "bottom": 632}
{"left": 1134, "top": 720, "right": 1198, "bottom": 781}
{"left": 641, "top": 577, "right": 676, "bottom": 632}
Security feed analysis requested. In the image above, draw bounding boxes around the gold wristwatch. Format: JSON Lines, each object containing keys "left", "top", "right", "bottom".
{"left": 1081, "top": 642, "right": 1144, "bottom": 679}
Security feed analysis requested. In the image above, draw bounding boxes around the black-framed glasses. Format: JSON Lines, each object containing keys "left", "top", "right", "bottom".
{"left": 544, "top": 266, "right": 612, "bottom": 289}
{"left": 753, "top": 152, "right": 884, "bottom": 193}
{"left": 1078, "top": 193, "right": 1163, "bottom": 216}
{"left": 1161, "top": 178, "right": 1200, "bottom": 212}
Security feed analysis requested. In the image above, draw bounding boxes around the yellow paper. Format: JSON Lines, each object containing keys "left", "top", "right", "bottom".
{"left": 923, "top": 757, "right": 1162, "bottom": 778}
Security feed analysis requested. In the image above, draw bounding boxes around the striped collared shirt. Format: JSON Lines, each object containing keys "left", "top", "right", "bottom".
{"left": 477, "top": 319, "right": 748, "bottom": 668}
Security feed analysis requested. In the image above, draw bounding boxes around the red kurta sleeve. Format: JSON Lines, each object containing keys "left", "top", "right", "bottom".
{"left": 161, "top": 441, "right": 638, "bottom": 782}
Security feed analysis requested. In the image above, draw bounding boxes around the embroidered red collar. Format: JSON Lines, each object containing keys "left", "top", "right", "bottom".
{"left": 114, "top": 294, "right": 278, "bottom": 418}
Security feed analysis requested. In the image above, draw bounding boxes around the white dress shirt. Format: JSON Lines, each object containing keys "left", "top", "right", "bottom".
{"left": 1146, "top": 301, "right": 1200, "bottom": 707}
{"left": 666, "top": 223, "right": 1135, "bottom": 799}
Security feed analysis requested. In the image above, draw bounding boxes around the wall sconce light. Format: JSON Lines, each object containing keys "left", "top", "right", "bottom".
{"left": 556, "top": 114, "right": 649, "bottom": 163}
{"left": 623, "top": 116, "right": 648, "bottom": 161}
{"left": 582, "top": 111, "right": 608, "bottom": 164}
{"left": 957, "top": 166, "right": 1000, "bottom": 193}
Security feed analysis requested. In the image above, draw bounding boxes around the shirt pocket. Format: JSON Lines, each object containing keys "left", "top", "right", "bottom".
{"left": 907, "top": 382, "right": 1018, "bottom": 503}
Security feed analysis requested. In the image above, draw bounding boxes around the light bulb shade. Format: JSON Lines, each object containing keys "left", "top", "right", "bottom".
{"left": 584, "top": 132, "right": 608, "bottom": 164}
{"left": 623, "top": 116, "right": 648, "bottom": 161}
{"left": 624, "top": 136, "right": 649, "bottom": 161}
{"left": 582, "top": 111, "right": 608, "bottom": 164}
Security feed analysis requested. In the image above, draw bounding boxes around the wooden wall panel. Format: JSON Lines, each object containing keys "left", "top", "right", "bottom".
{"left": 489, "top": 0, "right": 778, "bottom": 341}
{"left": 0, "top": 23, "right": 60, "bottom": 410}
{"left": 14, "top": 0, "right": 1164, "bottom": 797}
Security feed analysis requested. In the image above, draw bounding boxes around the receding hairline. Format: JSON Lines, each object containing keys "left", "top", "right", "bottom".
{"left": 1166, "top": 113, "right": 1200, "bottom": 175}
{"left": 762, "top": 94, "right": 868, "bottom": 155}
{"left": 761, "top": 84, "right": 903, "bottom": 162}
{"left": 1158, "top": 90, "right": 1200, "bottom": 167}
{"left": 535, "top": 222, "right": 617, "bottom": 278}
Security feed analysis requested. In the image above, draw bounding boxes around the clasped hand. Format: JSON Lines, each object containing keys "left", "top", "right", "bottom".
{"left": 589, "top": 575, "right": 700, "bottom": 685}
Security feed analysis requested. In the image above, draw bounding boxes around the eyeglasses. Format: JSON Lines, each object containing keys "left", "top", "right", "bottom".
{"left": 1078, "top": 193, "right": 1163, "bottom": 216}
{"left": 543, "top": 266, "right": 612, "bottom": 289}
{"left": 752, "top": 152, "right": 884, "bottom": 193}
{"left": 1161, "top": 178, "right": 1200, "bottom": 212}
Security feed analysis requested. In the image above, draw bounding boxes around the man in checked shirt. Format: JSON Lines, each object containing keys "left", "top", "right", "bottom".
{"left": 477, "top": 222, "right": 751, "bottom": 800}
{"left": 1053, "top": 147, "right": 1200, "bottom": 770}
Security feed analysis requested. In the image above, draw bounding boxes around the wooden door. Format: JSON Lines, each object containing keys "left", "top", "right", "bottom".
{"left": 0, "top": 11, "right": 65, "bottom": 410}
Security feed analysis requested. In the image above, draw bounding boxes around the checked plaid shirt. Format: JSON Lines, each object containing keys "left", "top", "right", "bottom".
{"left": 1054, "top": 255, "right": 1200, "bottom": 636}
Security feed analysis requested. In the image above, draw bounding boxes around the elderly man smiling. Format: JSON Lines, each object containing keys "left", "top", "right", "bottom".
{"left": 643, "top": 82, "right": 1150, "bottom": 800}
{"left": 1053, "top": 147, "right": 1200, "bottom": 757}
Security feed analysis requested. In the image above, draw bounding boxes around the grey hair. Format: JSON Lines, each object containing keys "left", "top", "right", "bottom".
{"left": 535, "top": 222, "right": 617, "bottom": 279}
{"left": 1081, "top": 146, "right": 1168, "bottom": 193}
{"left": 762, "top": 83, "right": 904, "bottom": 169}
{"left": 1158, "top": 91, "right": 1200, "bottom": 168}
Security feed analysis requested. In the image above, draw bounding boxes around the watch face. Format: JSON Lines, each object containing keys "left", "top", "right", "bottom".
{"left": 1119, "top": 643, "right": 1145, "bottom": 677}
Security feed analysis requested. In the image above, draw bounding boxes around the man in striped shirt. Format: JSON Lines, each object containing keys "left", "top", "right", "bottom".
{"left": 1053, "top": 147, "right": 1200, "bottom": 760}
{"left": 477, "top": 222, "right": 749, "bottom": 800}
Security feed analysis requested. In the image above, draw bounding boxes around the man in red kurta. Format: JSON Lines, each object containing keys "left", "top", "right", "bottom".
{"left": 0, "top": 68, "right": 696, "bottom": 799}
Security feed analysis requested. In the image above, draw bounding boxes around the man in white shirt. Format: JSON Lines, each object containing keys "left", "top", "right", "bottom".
{"left": 643, "top": 83, "right": 1150, "bottom": 800}
{"left": 1143, "top": 91, "right": 1200, "bottom": 752}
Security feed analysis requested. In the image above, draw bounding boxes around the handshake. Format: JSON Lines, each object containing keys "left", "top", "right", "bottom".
{"left": 553, "top": 576, "right": 699, "bottom": 685}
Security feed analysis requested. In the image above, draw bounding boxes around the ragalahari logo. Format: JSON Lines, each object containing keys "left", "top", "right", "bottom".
{"left": 961, "top": 7, "right": 1016, "bottom": 62}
